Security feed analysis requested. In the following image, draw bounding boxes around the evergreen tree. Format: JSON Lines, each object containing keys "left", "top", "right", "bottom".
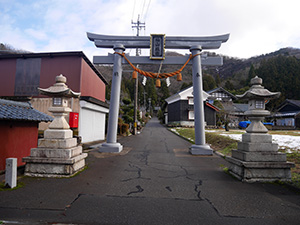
{"left": 180, "top": 82, "right": 193, "bottom": 90}
{"left": 215, "top": 74, "right": 221, "bottom": 87}
{"left": 247, "top": 64, "right": 256, "bottom": 84}
{"left": 224, "top": 80, "right": 234, "bottom": 90}
{"left": 203, "top": 74, "right": 216, "bottom": 91}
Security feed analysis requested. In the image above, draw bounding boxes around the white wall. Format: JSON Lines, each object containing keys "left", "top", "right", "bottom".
{"left": 79, "top": 100, "right": 109, "bottom": 143}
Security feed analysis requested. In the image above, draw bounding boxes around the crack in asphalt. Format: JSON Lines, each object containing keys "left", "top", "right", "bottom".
{"left": 158, "top": 165, "right": 197, "bottom": 181}
{"left": 127, "top": 185, "right": 144, "bottom": 195}
{"left": 165, "top": 186, "right": 172, "bottom": 192}
{"left": 122, "top": 164, "right": 151, "bottom": 182}
{"left": 194, "top": 180, "right": 204, "bottom": 201}
{"left": 137, "top": 151, "right": 150, "bottom": 165}
{"left": 204, "top": 197, "right": 221, "bottom": 217}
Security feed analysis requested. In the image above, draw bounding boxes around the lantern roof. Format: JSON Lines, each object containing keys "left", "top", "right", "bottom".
{"left": 38, "top": 74, "right": 80, "bottom": 98}
{"left": 236, "top": 76, "right": 280, "bottom": 100}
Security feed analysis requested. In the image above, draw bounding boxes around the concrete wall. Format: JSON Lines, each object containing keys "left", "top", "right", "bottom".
{"left": 0, "top": 121, "right": 38, "bottom": 171}
{"left": 79, "top": 100, "right": 109, "bottom": 143}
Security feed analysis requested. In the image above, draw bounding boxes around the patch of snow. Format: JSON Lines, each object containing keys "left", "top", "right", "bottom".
{"left": 220, "top": 133, "right": 300, "bottom": 152}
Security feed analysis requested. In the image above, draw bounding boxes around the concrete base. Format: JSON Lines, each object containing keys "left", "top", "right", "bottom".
{"left": 99, "top": 142, "right": 123, "bottom": 153}
{"left": 189, "top": 144, "right": 213, "bottom": 155}
{"left": 23, "top": 152, "right": 87, "bottom": 177}
{"left": 226, "top": 156, "right": 294, "bottom": 183}
{"left": 226, "top": 131, "right": 294, "bottom": 182}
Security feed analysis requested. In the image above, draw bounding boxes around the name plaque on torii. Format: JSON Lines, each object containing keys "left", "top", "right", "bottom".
{"left": 87, "top": 32, "right": 229, "bottom": 155}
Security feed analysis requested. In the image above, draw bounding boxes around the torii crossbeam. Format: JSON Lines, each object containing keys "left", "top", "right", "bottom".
{"left": 87, "top": 32, "right": 229, "bottom": 154}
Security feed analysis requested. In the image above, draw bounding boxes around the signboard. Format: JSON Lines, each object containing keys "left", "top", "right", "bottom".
{"left": 150, "top": 34, "right": 165, "bottom": 60}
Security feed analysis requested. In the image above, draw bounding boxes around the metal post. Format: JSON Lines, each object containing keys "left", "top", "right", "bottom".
{"left": 133, "top": 69, "right": 138, "bottom": 135}
{"left": 99, "top": 44, "right": 125, "bottom": 153}
{"left": 132, "top": 15, "right": 145, "bottom": 135}
{"left": 189, "top": 46, "right": 213, "bottom": 155}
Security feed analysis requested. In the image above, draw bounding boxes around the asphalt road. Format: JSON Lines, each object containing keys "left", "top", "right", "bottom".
{"left": 1, "top": 117, "right": 300, "bottom": 224}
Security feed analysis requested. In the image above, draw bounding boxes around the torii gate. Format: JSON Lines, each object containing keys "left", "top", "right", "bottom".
{"left": 87, "top": 32, "right": 229, "bottom": 155}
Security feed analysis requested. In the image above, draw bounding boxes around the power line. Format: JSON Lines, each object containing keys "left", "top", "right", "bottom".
{"left": 131, "top": 0, "right": 136, "bottom": 22}
{"left": 143, "top": 0, "right": 151, "bottom": 21}
{"left": 140, "top": 0, "right": 146, "bottom": 20}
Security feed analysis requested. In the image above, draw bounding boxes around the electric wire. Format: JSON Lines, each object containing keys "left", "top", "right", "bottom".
{"left": 143, "top": 0, "right": 151, "bottom": 21}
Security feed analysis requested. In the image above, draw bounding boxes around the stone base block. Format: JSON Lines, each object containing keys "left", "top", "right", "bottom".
{"left": 99, "top": 142, "right": 123, "bottom": 153}
{"left": 44, "top": 129, "right": 73, "bottom": 139}
{"left": 238, "top": 142, "right": 278, "bottom": 152}
{"left": 30, "top": 146, "right": 82, "bottom": 159}
{"left": 226, "top": 156, "right": 294, "bottom": 183}
{"left": 242, "top": 133, "right": 272, "bottom": 143}
{"left": 232, "top": 150, "right": 286, "bottom": 162}
{"left": 38, "top": 138, "right": 77, "bottom": 149}
{"left": 23, "top": 153, "right": 87, "bottom": 177}
{"left": 189, "top": 144, "right": 213, "bottom": 155}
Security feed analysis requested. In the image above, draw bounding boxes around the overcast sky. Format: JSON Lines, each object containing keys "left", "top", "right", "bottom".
{"left": 1, "top": 0, "right": 300, "bottom": 60}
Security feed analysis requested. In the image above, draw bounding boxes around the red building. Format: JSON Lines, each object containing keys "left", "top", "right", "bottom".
{"left": 0, "top": 52, "right": 109, "bottom": 143}
{"left": 0, "top": 99, "right": 53, "bottom": 171}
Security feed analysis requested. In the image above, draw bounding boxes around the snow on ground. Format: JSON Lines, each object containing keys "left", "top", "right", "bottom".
{"left": 219, "top": 133, "right": 300, "bottom": 152}
{"left": 172, "top": 128, "right": 300, "bottom": 152}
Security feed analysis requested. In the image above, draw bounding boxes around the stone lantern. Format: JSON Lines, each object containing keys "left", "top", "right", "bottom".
{"left": 226, "top": 76, "right": 294, "bottom": 182}
{"left": 239, "top": 76, "right": 280, "bottom": 134}
{"left": 23, "top": 74, "right": 87, "bottom": 177}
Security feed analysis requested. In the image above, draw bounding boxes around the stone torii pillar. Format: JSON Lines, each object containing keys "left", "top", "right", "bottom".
{"left": 189, "top": 46, "right": 211, "bottom": 154}
{"left": 87, "top": 32, "right": 229, "bottom": 154}
{"left": 100, "top": 44, "right": 125, "bottom": 152}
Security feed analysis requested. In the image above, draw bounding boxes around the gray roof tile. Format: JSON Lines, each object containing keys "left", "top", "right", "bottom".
{"left": 0, "top": 99, "right": 53, "bottom": 122}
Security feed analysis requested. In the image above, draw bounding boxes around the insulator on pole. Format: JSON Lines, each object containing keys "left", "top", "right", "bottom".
{"left": 132, "top": 70, "right": 137, "bottom": 79}
{"left": 177, "top": 73, "right": 182, "bottom": 81}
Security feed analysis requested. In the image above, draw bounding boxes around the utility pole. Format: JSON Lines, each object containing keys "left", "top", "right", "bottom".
{"left": 131, "top": 15, "right": 145, "bottom": 135}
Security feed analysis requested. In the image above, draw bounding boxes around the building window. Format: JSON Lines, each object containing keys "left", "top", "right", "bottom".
{"left": 188, "top": 97, "right": 194, "bottom": 105}
{"left": 188, "top": 110, "right": 194, "bottom": 120}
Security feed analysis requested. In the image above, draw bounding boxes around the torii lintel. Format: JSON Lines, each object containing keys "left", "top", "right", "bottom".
{"left": 87, "top": 32, "right": 229, "bottom": 50}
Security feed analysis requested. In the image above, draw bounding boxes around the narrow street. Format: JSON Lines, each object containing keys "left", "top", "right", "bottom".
{"left": 1, "top": 118, "right": 300, "bottom": 224}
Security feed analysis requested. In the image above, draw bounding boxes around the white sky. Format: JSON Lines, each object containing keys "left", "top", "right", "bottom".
{"left": 1, "top": 0, "right": 300, "bottom": 60}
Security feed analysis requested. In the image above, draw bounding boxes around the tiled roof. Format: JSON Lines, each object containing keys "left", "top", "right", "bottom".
{"left": 0, "top": 99, "right": 53, "bottom": 122}
{"left": 287, "top": 99, "right": 300, "bottom": 108}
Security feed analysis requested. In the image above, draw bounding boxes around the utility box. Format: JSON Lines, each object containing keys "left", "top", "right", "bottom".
{"left": 69, "top": 112, "right": 79, "bottom": 128}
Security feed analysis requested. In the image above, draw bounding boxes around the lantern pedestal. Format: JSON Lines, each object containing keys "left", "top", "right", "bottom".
{"left": 226, "top": 76, "right": 294, "bottom": 182}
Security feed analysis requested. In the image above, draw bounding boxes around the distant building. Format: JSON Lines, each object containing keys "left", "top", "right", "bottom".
{"left": 273, "top": 99, "right": 300, "bottom": 129}
{"left": 0, "top": 99, "right": 52, "bottom": 171}
{"left": 165, "top": 86, "right": 219, "bottom": 126}
{"left": 207, "top": 87, "right": 236, "bottom": 102}
{"left": 0, "top": 52, "right": 109, "bottom": 143}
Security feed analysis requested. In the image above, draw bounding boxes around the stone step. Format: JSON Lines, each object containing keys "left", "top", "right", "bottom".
{"left": 238, "top": 142, "right": 278, "bottom": 152}
{"left": 232, "top": 150, "right": 286, "bottom": 162}
{"left": 23, "top": 153, "right": 87, "bottom": 177}
{"left": 38, "top": 137, "right": 77, "bottom": 149}
{"left": 29, "top": 146, "right": 83, "bottom": 159}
